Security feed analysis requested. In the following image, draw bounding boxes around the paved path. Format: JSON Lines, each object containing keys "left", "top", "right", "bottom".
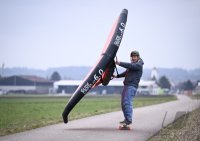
{"left": 0, "top": 95, "right": 199, "bottom": 141}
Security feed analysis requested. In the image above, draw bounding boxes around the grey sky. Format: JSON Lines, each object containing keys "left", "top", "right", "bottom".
{"left": 1, "top": 0, "right": 200, "bottom": 70}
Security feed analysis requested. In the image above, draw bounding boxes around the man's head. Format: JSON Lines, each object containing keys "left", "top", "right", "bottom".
{"left": 130, "top": 50, "right": 140, "bottom": 63}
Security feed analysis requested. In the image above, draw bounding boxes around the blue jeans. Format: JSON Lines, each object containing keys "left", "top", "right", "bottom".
{"left": 121, "top": 85, "right": 137, "bottom": 122}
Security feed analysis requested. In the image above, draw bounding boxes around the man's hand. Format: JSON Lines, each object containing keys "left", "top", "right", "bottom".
{"left": 115, "top": 57, "right": 120, "bottom": 65}
{"left": 113, "top": 74, "right": 117, "bottom": 78}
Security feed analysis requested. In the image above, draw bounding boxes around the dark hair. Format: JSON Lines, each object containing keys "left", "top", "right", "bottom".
{"left": 130, "top": 51, "right": 140, "bottom": 57}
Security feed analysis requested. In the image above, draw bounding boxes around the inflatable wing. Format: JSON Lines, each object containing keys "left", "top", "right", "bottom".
{"left": 62, "top": 9, "right": 128, "bottom": 123}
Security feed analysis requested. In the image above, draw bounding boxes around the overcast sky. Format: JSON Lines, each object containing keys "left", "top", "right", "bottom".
{"left": 1, "top": 0, "right": 200, "bottom": 70}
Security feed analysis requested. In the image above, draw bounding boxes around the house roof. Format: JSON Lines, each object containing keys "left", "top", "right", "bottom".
{"left": 18, "top": 75, "right": 51, "bottom": 83}
{"left": 0, "top": 75, "right": 53, "bottom": 85}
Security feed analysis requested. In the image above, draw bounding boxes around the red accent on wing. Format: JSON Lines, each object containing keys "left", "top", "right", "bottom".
{"left": 92, "top": 18, "right": 119, "bottom": 89}
{"left": 92, "top": 67, "right": 110, "bottom": 88}
{"left": 79, "top": 17, "right": 119, "bottom": 90}
{"left": 101, "top": 18, "right": 119, "bottom": 54}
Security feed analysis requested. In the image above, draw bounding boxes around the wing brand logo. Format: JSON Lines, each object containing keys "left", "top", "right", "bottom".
{"left": 114, "top": 22, "right": 125, "bottom": 47}
{"left": 81, "top": 69, "right": 104, "bottom": 94}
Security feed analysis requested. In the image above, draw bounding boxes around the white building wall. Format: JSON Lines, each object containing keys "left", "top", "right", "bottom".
{"left": 0, "top": 86, "right": 36, "bottom": 91}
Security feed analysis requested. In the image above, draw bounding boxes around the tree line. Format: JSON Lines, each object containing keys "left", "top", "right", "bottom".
{"left": 157, "top": 76, "right": 195, "bottom": 91}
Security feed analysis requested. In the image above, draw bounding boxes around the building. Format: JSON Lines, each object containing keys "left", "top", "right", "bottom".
{"left": 54, "top": 80, "right": 123, "bottom": 94}
{"left": 54, "top": 79, "right": 160, "bottom": 95}
{"left": 137, "top": 80, "right": 160, "bottom": 95}
{"left": 0, "top": 75, "right": 53, "bottom": 94}
{"left": 151, "top": 67, "right": 159, "bottom": 81}
{"left": 194, "top": 81, "right": 200, "bottom": 95}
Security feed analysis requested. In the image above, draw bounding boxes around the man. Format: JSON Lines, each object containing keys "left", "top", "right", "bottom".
{"left": 114, "top": 50, "right": 144, "bottom": 125}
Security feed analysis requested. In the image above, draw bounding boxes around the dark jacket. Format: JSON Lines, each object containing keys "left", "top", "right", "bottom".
{"left": 117, "top": 58, "right": 144, "bottom": 88}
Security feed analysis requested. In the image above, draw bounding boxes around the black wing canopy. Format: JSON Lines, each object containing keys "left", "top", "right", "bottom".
{"left": 62, "top": 9, "right": 128, "bottom": 124}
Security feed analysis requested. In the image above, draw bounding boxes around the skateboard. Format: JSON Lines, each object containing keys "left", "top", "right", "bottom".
{"left": 118, "top": 124, "right": 131, "bottom": 130}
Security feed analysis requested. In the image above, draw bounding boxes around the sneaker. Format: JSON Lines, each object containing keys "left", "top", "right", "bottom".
{"left": 120, "top": 120, "right": 126, "bottom": 124}
{"left": 125, "top": 120, "right": 132, "bottom": 125}
{"left": 120, "top": 120, "right": 132, "bottom": 125}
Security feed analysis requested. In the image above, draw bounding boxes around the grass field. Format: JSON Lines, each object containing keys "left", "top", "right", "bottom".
{"left": 148, "top": 107, "right": 200, "bottom": 141}
{"left": 192, "top": 94, "right": 200, "bottom": 99}
{"left": 0, "top": 94, "right": 176, "bottom": 136}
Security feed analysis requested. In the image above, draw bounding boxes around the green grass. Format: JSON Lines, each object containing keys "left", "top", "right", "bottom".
{"left": 192, "top": 94, "right": 200, "bottom": 99}
{"left": 148, "top": 107, "right": 200, "bottom": 141}
{"left": 0, "top": 94, "right": 176, "bottom": 136}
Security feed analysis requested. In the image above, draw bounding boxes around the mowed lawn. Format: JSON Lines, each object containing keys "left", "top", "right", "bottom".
{"left": 0, "top": 94, "right": 176, "bottom": 136}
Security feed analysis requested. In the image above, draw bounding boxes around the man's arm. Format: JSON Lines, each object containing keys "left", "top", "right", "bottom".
{"left": 116, "top": 70, "right": 126, "bottom": 78}
{"left": 119, "top": 59, "right": 143, "bottom": 71}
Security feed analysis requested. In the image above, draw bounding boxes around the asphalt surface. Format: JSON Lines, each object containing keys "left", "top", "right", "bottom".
{"left": 0, "top": 95, "right": 199, "bottom": 141}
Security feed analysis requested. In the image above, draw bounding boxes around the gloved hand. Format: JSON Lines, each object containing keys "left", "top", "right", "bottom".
{"left": 112, "top": 74, "right": 118, "bottom": 78}
{"left": 115, "top": 58, "right": 120, "bottom": 65}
